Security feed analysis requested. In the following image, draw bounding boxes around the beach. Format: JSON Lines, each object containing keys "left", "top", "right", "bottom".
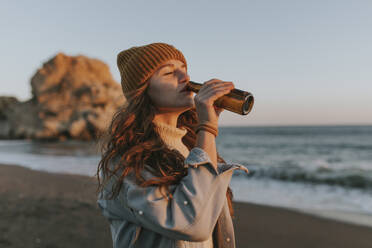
{"left": 1, "top": 163, "right": 371, "bottom": 248}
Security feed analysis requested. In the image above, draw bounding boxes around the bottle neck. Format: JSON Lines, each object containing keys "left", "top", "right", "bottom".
{"left": 187, "top": 81, "right": 202, "bottom": 92}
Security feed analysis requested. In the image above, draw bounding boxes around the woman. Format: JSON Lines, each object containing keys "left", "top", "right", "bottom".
{"left": 96, "top": 42, "right": 248, "bottom": 248}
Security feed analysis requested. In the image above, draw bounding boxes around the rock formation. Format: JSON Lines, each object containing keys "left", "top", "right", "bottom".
{"left": 0, "top": 53, "right": 126, "bottom": 140}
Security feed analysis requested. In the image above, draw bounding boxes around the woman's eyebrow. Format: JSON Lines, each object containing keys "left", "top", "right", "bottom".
{"left": 158, "top": 64, "right": 174, "bottom": 70}
{"left": 158, "top": 63, "right": 186, "bottom": 70}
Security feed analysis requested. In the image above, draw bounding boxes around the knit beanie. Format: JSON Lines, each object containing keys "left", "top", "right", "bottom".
{"left": 117, "top": 42, "right": 188, "bottom": 98}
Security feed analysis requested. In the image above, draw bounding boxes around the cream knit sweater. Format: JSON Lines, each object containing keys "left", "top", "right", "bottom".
{"left": 153, "top": 120, "right": 214, "bottom": 248}
{"left": 153, "top": 120, "right": 190, "bottom": 158}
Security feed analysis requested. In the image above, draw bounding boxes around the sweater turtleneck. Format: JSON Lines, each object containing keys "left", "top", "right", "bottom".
{"left": 152, "top": 120, "right": 214, "bottom": 248}
{"left": 153, "top": 120, "right": 190, "bottom": 158}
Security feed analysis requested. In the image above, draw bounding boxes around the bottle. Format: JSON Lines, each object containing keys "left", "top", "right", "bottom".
{"left": 183, "top": 80, "right": 254, "bottom": 115}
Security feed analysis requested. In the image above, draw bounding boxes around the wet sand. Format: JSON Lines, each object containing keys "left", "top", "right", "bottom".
{"left": 1, "top": 163, "right": 371, "bottom": 248}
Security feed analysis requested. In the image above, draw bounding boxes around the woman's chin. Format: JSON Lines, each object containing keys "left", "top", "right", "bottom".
{"left": 185, "top": 97, "right": 195, "bottom": 107}
{"left": 156, "top": 102, "right": 193, "bottom": 113}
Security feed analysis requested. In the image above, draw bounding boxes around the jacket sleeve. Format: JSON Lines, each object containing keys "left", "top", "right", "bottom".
{"left": 122, "top": 147, "right": 249, "bottom": 242}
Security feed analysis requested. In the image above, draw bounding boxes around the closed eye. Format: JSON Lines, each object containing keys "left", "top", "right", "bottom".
{"left": 162, "top": 65, "right": 186, "bottom": 76}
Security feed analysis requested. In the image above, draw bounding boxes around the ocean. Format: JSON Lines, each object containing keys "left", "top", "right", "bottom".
{"left": 1, "top": 125, "right": 371, "bottom": 227}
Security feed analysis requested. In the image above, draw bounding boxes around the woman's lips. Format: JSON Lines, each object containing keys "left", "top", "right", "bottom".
{"left": 180, "top": 85, "right": 189, "bottom": 92}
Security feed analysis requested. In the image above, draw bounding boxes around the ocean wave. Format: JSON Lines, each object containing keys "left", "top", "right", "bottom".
{"left": 233, "top": 165, "right": 372, "bottom": 191}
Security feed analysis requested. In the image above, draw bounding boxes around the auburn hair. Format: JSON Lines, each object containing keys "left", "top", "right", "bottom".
{"left": 96, "top": 80, "right": 235, "bottom": 217}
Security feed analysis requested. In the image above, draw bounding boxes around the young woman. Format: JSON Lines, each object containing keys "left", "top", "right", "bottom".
{"left": 96, "top": 42, "right": 248, "bottom": 248}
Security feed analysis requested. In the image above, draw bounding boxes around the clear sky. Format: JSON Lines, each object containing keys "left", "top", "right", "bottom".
{"left": 1, "top": 0, "right": 371, "bottom": 126}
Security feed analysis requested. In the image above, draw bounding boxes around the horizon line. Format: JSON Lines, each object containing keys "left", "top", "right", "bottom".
{"left": 218, "top": 123, "right": 372, "bottom": 128}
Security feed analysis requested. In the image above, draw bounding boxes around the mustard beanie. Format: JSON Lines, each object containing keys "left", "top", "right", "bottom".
{"left": 117, "top": 42, "right": 188, "bottom": 98}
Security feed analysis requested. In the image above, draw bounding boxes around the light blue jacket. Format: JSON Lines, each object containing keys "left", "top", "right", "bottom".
{"left": 97, "top": 147, "right": 248, "bottom": 248}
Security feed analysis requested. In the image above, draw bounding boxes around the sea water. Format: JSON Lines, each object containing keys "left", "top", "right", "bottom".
{"left": 1, "top": 125, "right": 371, "bottom": 227}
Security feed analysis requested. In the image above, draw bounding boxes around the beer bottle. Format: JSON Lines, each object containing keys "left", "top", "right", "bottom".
{"left": 183, "top": 81, "right": 254, "bottom": 115}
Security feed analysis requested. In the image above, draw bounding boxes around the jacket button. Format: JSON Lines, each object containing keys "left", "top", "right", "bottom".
{"left": 226, "top": 237, "right": 231, "bottom": 242}
{"left": 138, "top": 210, "right": 143, "bottom": 215}
{"left": 183, "top": 201, "right": 188, "bottom": 205}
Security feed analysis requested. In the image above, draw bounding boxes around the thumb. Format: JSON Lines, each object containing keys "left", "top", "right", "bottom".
{"left": 214, "top": 105, "right": 225, "bottom": 116}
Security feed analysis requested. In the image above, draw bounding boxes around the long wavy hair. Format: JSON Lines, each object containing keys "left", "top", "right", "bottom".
{"left": 95, "top": 80, "right": 235, "bottom": 217}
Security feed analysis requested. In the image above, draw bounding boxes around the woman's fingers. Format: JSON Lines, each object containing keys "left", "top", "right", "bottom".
{"left": 194, "top": 79, "right": 235, "bottom": 124}
{"left": 195, "top": 81, "right": 234, "bottom": 108}
{"left": 199, "top": 81, "right": 233, "bottom": 96}
{"left": 201, "top": 86, "right": 233, "bottom": 103}
{"left": 203, "top": 80, "right": 234, "bottom": 90}
{"left": 203, "top": 84, "right": 233, "bottom": 96}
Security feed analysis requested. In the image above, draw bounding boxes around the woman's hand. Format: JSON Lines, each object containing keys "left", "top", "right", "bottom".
{"left": 194, "top": 79, "right": 235, "bottom": 126}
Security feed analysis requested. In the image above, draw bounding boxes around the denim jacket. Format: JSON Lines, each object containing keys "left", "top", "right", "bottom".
{"left": 97, "top": 147, "right": 248, "bottom": 248}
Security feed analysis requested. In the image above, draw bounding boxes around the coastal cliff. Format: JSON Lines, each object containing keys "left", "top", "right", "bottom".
{"left": 0, "top": 53, "right": 125, "bottom": 140}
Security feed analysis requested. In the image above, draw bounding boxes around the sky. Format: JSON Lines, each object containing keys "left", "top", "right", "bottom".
{"left": 1, "top": 0, "right": 371, "bottom": 126}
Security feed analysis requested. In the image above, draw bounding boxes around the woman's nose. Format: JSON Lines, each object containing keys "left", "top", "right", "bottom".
{"left": 179, "top": 71, "right": 190, "bottom": 83}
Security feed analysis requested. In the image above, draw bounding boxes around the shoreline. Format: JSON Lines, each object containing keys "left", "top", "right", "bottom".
{"left": 3, "top": 159, "right": 372, "bottom": 229}
{"left": 1, "top": 163, "right": 372, "bottom": 247}
{"left": 288, "top": 206, "right": 372, "bottom": 229}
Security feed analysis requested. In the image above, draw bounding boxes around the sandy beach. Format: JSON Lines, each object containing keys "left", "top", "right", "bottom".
{"left": 1, "top": 163, "right": 371, "bottom": 248}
